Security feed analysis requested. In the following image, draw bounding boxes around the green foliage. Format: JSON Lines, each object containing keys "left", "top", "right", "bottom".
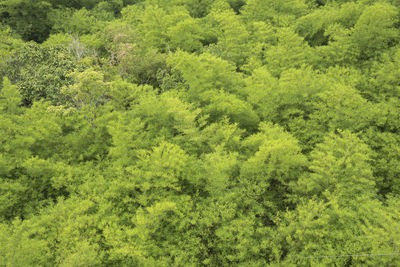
{"left": 297, "top": 131, "right": 376, "bottom": 200}
{"left": 50, "top": 8, "right": 98, "bottom": 35}
{"left": 272, "top": 131, "right": 400, "bottom": 265}
{"left": 0, "top": 0, "right": 53, "bottom": 42}
{"left": 205, "top": 8, "right": 251, "bottom": 65}
{"left": 0, "top": 43, "right": 77, "bottom": 105}
{"left": 167, "top": 51, "right": 244, "bottom": 97}
{"left": 272, "top": 195, "right": 400, "bottom": 266}
{"left": 167, "top": 16, "right": 204, "bottom": 52}
{"left": 263, "top": 28, "right": 312, "bottom": 76}
{"left": 295, "top": 2, "right": 363, "bottom": 47}
{"left": 203, "top": 90, "right": 259, "bottom": 131}
{"left": 1, "top": 0, "right": 400, "bottom": 265}
{"left": 242, "top": 0, "right": 309, "bottom": 26}
{"left": 240, "top": 123, "right": 307, "bottom": 216}
{"left": 101, "top": 21, "right": 167, "bottom": 86}
{"left": 0, "top": 77, "right": 21, "bottom": 113}
{"left": 62, "top": 68, "right": 108, "bottom": 108}
{"left": 352, "top": 3, "right": 399, "bottom": 59}
{"left": 0, "top": 27, "right": 23, "bottom": 61}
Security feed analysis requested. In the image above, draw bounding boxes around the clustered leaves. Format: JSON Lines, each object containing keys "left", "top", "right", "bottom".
{"left": 1, "top": 0, "right": 400, "bottom": 266}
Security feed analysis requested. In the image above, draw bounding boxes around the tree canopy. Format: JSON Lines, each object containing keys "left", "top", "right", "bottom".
{"left": 1, "top": 0, "right": 400, "bottom": 265}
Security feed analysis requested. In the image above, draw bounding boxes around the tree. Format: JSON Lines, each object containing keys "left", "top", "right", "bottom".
{"left": 0, "top": 197, "right": 105, "bottom": 266}
{"left": 50, "top": 8, "right": 98, "bottom": 35}
{"left": 0, "top": 43, "right": 77, "bottom": 105}
{"left": 240, "top": 122, "right": 307, "bottom": 218}
{"left": 0, "top": 77, "right": 21, "bottom": 113}
{"left": 167, "top": 16, "right": 204, "bottom": 52}
{"left": 0, "top": 0, "right": 53, "bottom": 42}
{"left": 102, "top": 21, "right": 167, "bottom": 86}
{"left": 352, "top": 3, "right": 399, "bottom": 59}
{"left": 272, "top": 131, "right": 400, "bottom": 266}
{"left": 0, "top": 27, "right": 23, "bottom": 62}
{"left": 263, "top": 28, "right": 312, "bottom": 77}
{"left": 296, "top": 131, "right": 376, "bottom": 201}
{"left": 202, "top": 90, "right": 259, "bottom": 131}
{"left": 2, "top": 0, "right": 400, "bottom": 265}
{"left": 62, "top": 68, "right": 108, "bottom": 109}
{"left": 167, "top": 51, "right": 244, "bottom": 99}
{"left": 241, "top": 0, "right": 308, "bottom": 26}
{"left": 205, "top": 8, "right": 250, "bottom": 65}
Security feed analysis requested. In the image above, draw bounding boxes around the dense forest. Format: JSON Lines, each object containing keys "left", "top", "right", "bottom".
{"left": 1, "top": 0, "right": 400, "bottom": 265}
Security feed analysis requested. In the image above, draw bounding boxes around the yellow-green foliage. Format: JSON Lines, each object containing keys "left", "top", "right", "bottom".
{"left": 1, "top": 0, "right": 400, "bottom": 266}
